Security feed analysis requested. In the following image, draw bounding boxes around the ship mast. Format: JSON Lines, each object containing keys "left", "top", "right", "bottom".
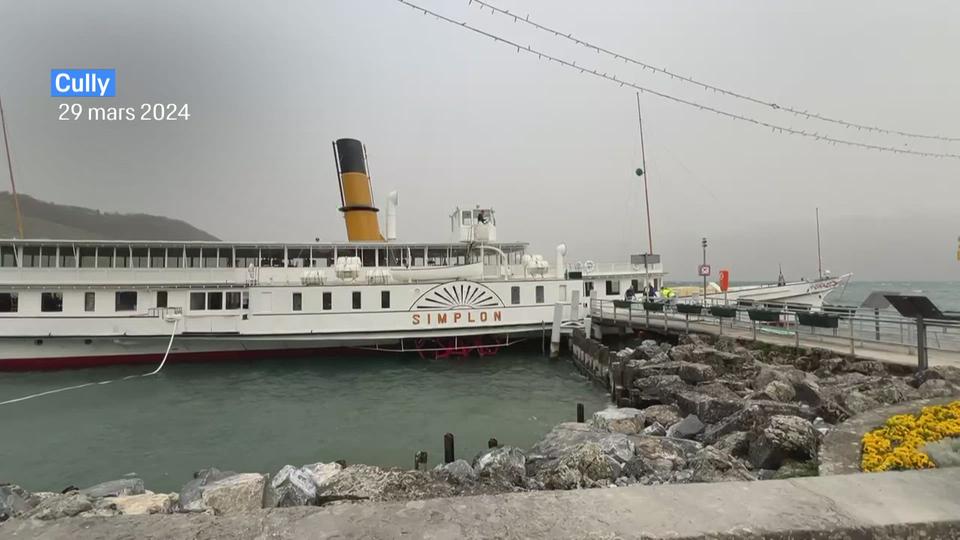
{"left": 636, "top": 92, "right": 653, "bottom": 256}
{"left": 0, "top": 95, "right": 25, "bottom": 239}
{"left": 816, "top": 207, "right": 823, "bottom": 279}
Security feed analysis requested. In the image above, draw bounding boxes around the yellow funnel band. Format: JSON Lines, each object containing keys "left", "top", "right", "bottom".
{"left": 344, "top": 211, "right": 384, "bottom": 241}
{"left": 341, "top": 172, "right": 375, "bottom": 207}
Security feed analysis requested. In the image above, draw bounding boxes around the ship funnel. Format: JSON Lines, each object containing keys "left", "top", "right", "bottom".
{"left": 333, "top": 138, "right": 384, "bottom": 241}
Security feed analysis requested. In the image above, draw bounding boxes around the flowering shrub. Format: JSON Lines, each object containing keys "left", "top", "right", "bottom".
{"left": 861, "top": 400, "right": 960, "bottom": 472}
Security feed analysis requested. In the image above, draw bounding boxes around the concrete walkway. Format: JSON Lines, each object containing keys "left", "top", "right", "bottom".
{"left": 593, "top": 310, "right": 960, "bottom": 370}
{"left": 4, "top": 469, "right": 960, "bottom": 539}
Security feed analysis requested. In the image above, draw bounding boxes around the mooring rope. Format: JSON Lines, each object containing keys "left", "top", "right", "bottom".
{"left": 0, "top": 318, "right": 179, "bottom": 406}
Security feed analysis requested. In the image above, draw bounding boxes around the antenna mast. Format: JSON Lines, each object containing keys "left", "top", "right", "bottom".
{"left": 0, "top": 96, "right": 24, "bottom": 239}
{"left": 636, "top": 92, "right": 653, "bottom": 255}
{"left": 816, "top": 207, "right": 823, "bottom": 279}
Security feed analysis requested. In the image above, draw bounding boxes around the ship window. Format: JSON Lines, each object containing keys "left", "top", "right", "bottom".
{"left": 84, "top": 292, "right": 95, "bottom": 312}
{"left": 156, "top": 291, "right": 168, "bottom": 308}
{"left": 225, "top": 292, "right": 241, "bottom": 310}
{"left": 219, "top": 249, "right": 232, "bottom": 268}
{"left": 292, "top": 292, "right": 302, "bottom": 311}
{"left": 97, "top": 247, "right": 113, "bottom": 268}
{"left": 150, "top": 248, "right": 165, "bottom": 269}
{"left": 584, "top": 281, "right": 594, "bottom": 297}
{"left": 207, "top": 292, "right": 223, "bottom": 310}
{"left": 1, "top": 246, "right": 16, "bottom": 267}
{"left": 323, "top": 292, "right": 332, "bottom": 311}
{"left": 115, "top": 248, "right": 129, "bottom": 268}
{"left": 559, "top": 285, "right": 567, "bottom": 301}
{"left": 79, "top": 247, "right": 96, "bottom": 268}
{"left": 115, "top": 291, "right": 137, "bottom": 311}
{"left": 185, "top": 249, "right": 201, "bottom": 268}
{"left": 461, "top": 210, "right": 472, "bottom": 225}
{"left": 381, "top": 291, "right": 390, "bottom": 309}
{"left": 241, "top": 291, "right": 249, "bottom": 310}
{"left": 168, "top": 248, "right": 183, "bottom": 269}
{"left": 605, "top": 280, "right": 620, "bottom": 295}
{"left": 352, "top": 291, "right": 361, "bottom": 310}
{"left": 190, "top": 292, "right": 205, "bottom": 310}
{"left": 631, "top": 279, "right": 640, "bottom": 291}
{"left": 22, "top": 246, "right": 40, "bottom": 267}
{"left": 60, "top": 246, "right": 76, "bottom": 268}
{"left": 202, "top": 248, "right": 218, "bottom": 269}
{"left": 40, "top": 247, "right": 56, "bottom": 268}
{"left": 132, "top": 248, "right": 149, "bottom": 268}
{"left": 535, "top": 286, "right": 545, "bottom": 304}
{"left": 0, "top": 292, "right": 17, "bottom": 312}
{"left": 235, "top": 248, "right": 259, "bottom": 268}
{"left": 511, "top": 286, "right": 520, "bottom": 305}
{"left": 41, "top": 292, "right": 63, "bottom": 312}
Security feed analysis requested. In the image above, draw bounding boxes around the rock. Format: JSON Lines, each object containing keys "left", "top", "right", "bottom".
{"left": 845, "top": 360, "right": 887, "bottom": 376}
{"left": 598, "top": 434, "right": 636, "bottom": 464}
{"left": 814, "top": 357, "right": 846, "bottom": 377}
{"left": 714, "top": 431, "right": 751, "bottom": 459}
{"left": 265, "top": 465, "right": 317, "bottom": 508}
{"left": 633, "top": 374, "right": 690, "bottom": 404}
{"left": 794, "top": 379, "right": 824, "bottom": 407}
{"left": 770, "top": 459, "right": 819, "bottom": 479}
{"left": 912, "top": 366, "right": 960, "bottom": 387}
{"left": 536, "top": 442, "right": 616, "bottom": 490}
{"left": 679, "top": 363, "right": 717, "bottom": 384}
{"left": 666, "top": 414, "right": 706, "bottom": 440}
{"left": 762, "top": 380, "right": 796, "bottom": 402}
{"left": 434, "top": 459, "right": 477, "bottom": 484}
{"left": 25, "top": 492, "right": 94, "bottom": 520}
{"left": 635, "top": 361, "right": 685, "bottom": 379}
{"left": 591, "top": 407, "right": 645, "bottom": 435}
{"left": 112, "top": 493, "right": 178, "bottom": 515}
{"left": 642, "top": 422, "right": 666, "bottom": 436}
{"left": 635, "top": 340, "right": 661, "bottom": 360}
{"left": 179, "top": 467, "right": 237, "bottom": 511}
{"left": 80, "top": 478, "right": 145, "bottom": 498}
{"left": 816, "top": 397, "right": 851, "bottom": 424}
{"left": 0, "top": 484, "right": 39, "bottom": 520}
{"left": 864, "top": 378, "right": 918, "bottom": 405}
{"left": 623, "top": 436, "right": 702, "bottom": 481}
{"left": 303, "top": 461, "right": 344, "bottom": 490}
{"left": 687, "top": 446, "right": 754, "bottom": 483}
{"left": 528, "top": 423, "right": 636, "bottom": 478}
{"left": 643, "top": 404, "right": 682, "bottom": 427}
{"left": 754, "top": 365, "right": 807, "bottom": 389}
{"left": 674, "top": 390, "right": 743, "bottom": 424}
{"left": 615, "top": 347, "right": 635, "bottom": 361}
{"left": 918, "top": 379, "right": 960, "bottom": 398}
{"left": 319, "top": 464, "right": 455, "bottom": 502}
{"left": 838, "top": 390, "right": 881, "bottom": 415}
{"left": 795, "top": 355, "right": 820, "bottom": 372}
{"left": 474, "top": 446, "right": 527, "bottom": 486}
{"left": 200, "top": 473, "right": 267, "bottom": 514}
{"left": 748, "top": 415, "right": 819, "bottom": 470}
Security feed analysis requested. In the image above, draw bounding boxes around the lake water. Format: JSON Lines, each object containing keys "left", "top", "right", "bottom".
{"left": 824, "top": 281, "right": 960, "bottom": 312}
{"left": 0, "top": 350, "right": 609, "bottom": 493}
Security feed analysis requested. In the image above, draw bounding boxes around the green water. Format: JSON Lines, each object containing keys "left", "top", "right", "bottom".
{"left": 0, "top": 351, "right": 609, "bottom": 493}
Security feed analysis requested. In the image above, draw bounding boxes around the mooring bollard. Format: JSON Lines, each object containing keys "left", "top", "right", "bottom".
{"left": 488, "top": 437, "right": 498, "bottom": 448}
{"left": 443, "top": 433, "right": 455, "bottom": 464}
{"left": 577, "top": 402, "right": 585, "bottom": 423}
{"left": 414, "top": 450, "right": 428, "bottom": 471}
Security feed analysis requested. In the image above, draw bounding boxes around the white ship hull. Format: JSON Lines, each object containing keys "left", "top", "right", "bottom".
{"left": 706, "top": 273, "right": 851, "bottom": 308}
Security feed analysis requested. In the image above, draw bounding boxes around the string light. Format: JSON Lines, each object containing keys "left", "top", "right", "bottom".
{"left": 471, "top": 0, "right": 960, "bottom": 143}
{"left": 395, "top": 0, "right": 960, "bottom": 160}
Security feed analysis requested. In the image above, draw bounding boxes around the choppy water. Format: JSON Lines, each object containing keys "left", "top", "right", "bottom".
{"left": 825, "top": 281, "right": 960, "bottom": 312}
{"left": 0, "top": 351, "right": 609, "bottom": 493}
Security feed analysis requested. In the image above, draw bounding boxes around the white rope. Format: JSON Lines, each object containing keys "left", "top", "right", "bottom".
{"left": 0, "top": 318, "right": 179, "bottom": 406}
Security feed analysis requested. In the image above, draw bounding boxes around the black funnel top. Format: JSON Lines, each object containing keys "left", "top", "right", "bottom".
{"left": 335, "top": 138, "right": 366, "bottom": 175}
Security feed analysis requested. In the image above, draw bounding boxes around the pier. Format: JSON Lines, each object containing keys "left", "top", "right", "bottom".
{"left": 588, "top": 298, "right": 960, "bottom": 371}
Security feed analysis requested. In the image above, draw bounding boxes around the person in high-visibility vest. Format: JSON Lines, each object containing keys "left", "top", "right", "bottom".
{"left": 661, "top": 287, "right": 676, "bottom": 299}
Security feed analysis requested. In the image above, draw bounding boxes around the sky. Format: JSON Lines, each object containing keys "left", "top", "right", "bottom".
{"left": 0, "top": 0, "right": 958, "bottom": 281}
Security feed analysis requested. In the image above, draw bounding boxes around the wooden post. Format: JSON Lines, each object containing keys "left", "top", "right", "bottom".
{"left": 443, "top": 433, "right": 455, "bottom": 464}
{"left": 577, "top": 403, "right": 585, "bottom": 423}
{"left": 916, "top": 318, "right": 929, "bottom": 371}
{"left": 488, "top": 438, "right": 498, "bottom": 448}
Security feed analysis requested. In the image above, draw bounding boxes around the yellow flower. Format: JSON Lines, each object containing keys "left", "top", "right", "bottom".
{"left": 861, "top": 400, "right": 960, "bottom": 472}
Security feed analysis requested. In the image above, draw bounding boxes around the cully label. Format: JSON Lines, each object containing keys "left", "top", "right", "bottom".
{"left": 50, "top": 69, "right": 115, "bottom": 97}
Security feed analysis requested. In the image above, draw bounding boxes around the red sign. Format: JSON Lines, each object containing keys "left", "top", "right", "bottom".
{"left": 698, "top": 264, "right": 711, "bottom": 277}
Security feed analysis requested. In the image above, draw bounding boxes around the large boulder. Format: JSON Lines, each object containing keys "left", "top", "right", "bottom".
{"left": 623, "top": 437, "right": 702, "bottom": 482}
{"left": 536, "top": 442, "right": 616, "bottom": 490}
{"left": 303, "top": 461, "right": 343, "bottom": 490}
{"left": 838, "top": 390, "right": 881, "bottom": 415}
{"left": 642, "top": 422, "right": 666, "bottom": 436}
{"left": 80, "top": 478, "right": 145, "bottom": 498}
{"left": 844, "top": 360, "right": 887, "bottom": 376}
{"left": 762, "top": 380, "right": 796, "bottom": 403}
{"left": 912, "top": 366, "right": 960, "bottom": 387}
{"left": 633, "top": 374, "right": 690, "bottom": 404}
{"left": 713, "top": 431, "right": 751, "bottom": 459}
{"left": 200, "top": 473, "right": 267, "bottom": 514}
{"left": 318, "top": 464, "right": 455, "bottom": 502}
{"left": 112, "top": 493, "right": 178, "bottom": 515}
{"left": 1, "top": 484, "right": 39, "bottom": 520}
{"left": 748, "top": 415, "right": 819, "bottom": 470}
{"left": 179, "top": 467, "right": 238, "bottom": 511}
{"left": 24, "top": 492, "right": 94, "bottom": 520}
{"left": 528, "top": 423, "right": 635, "bottom": 476}
{"left": 591, "top": 407, "right": 645, "bottom": 435}
{"left": 674, "top": 390, "right": 743, "bottom": 424}
{"left": 678, "top": 363, "right": 717, "bottom": 384}
{"left": 793, "top": 379, "right": 824, "bottom": 407}
{"left": 754, "top": 365, "right": 807, "bottom": 389}
{"left": 474, "top": 446, "right": 527, "bottom": 486}
{"left": 433, "top": 459, "right": 477, "bottom": 484}
{"left": 635, "top": 361, "right": 685, "bottom": 379}
{"left": 666, "top": 414, "right": 705, "bottom": 440}
{"left": 918, "top": 379, "right": 960, "bottom": 398}
{"left": 265, "top": 465, "right": 317, "bottom": 507}
{"left": 643, "top": 404, "right": 682, "bottom": 427}
{"left": 687, "top": 446, "right": 754, "bottom": 483}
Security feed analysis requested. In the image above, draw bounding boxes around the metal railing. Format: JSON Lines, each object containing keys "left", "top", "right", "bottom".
{"left": 589, "top": 297, "right": 960, "bottom": 370}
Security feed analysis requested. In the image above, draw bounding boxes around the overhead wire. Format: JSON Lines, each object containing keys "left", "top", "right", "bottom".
{"left": 394, "top": 0, "right": 960, "bottom": 160}
{"left": 470, "top": 0, "right": 960, "bottom": 143}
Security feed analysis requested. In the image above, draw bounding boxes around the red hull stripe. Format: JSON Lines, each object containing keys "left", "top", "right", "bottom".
{"left": 0, "top": 347, "right": 368, "bottom": 372}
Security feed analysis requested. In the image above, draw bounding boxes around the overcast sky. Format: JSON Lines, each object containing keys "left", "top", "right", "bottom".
{"left": 1, "top": 0, "right": 958, "bottom": 281}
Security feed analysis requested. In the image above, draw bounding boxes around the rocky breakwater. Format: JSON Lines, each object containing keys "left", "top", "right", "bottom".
{"left": 603, "top": 333, "right": 960, "bottom": 479}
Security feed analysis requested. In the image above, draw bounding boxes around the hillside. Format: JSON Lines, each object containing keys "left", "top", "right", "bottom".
{"left": 0, "top": 192, "right": 219, "bottom": 241}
